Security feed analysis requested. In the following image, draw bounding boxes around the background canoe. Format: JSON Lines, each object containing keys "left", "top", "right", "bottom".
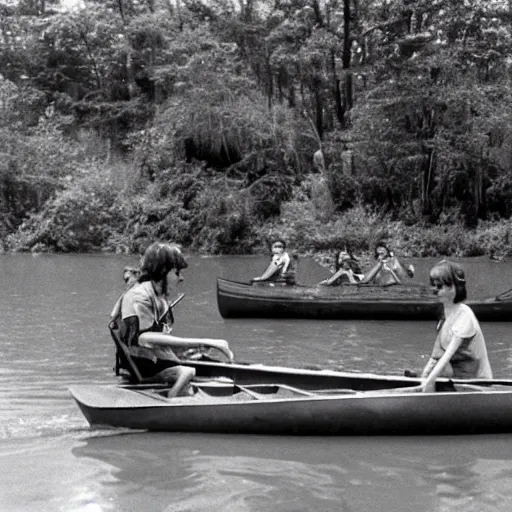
{"left": 217, "top": 278, "right": 512, "bottom": 320}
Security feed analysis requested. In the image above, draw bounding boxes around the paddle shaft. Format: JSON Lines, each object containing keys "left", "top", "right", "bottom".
{"left": 170, "top": 293, "right": 185, "bottom": 309}
{"left": 494, "top": 287, "right": 512, "bottom": 301}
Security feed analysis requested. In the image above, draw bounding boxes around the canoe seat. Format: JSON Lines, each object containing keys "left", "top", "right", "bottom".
{"left": 314, "top": 388, "right": 360, "bottom": 395}
{"left": 234, "top": 384, "right": 318, "bottom": 400}
{"left": 452, "top": 384, "right": 486, "bottom": 392}
{"left": 235, "top": 385, "right": 267, "bottom": 399}
{"left": 111, "top": 324, "right": 198, "bottom": 386}
{"left": 243, "top": 384, "right": 325, "bottom": 398}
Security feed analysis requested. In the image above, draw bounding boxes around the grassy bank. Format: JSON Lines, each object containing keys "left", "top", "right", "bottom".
{"left": 4, "top": 184, "right": 511, "bottom": 262}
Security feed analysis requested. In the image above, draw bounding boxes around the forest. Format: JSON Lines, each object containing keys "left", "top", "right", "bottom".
{"left": 1, "top": 0, "right": 512, "bottom": 258}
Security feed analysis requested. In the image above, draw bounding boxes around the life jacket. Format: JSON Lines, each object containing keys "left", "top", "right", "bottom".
{"left": 108, "top": 284, "right": 175, "bottom": 377}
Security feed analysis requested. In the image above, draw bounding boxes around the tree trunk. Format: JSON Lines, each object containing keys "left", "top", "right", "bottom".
{"left": 341, "top": 0, "right": 353, "bottom": 127}
{"left": 330, "top": 49, "right": 343, "bottom": 125}
{"left": 116, "top": 0, "right": 137, "bottom": 100}
{"left": 421, "top": 147, "right": 435, "bottom": 215}
{"left": 266, "top": 54, "right": 273, "bottom": 108}
{"left": 314, "top": 84, "right": 323, "bottom": 139}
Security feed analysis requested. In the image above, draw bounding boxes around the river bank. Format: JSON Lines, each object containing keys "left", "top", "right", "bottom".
{"left": 3, "top": 202, "right": 511, "bottom": 263}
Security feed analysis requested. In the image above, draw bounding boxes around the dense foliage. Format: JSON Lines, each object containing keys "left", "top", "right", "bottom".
{"left": 1, "top": 0, "right": 512, "bottom": 257}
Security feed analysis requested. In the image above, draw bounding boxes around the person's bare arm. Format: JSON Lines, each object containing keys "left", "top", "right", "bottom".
{"left": 252, "top": 261, "right": 280, "bottom": 282}
{"left": 139, "top": 332, "right": 234, "bottom": 361}
{"left": 421, "top": 335, "right": 463, "bottom": 392}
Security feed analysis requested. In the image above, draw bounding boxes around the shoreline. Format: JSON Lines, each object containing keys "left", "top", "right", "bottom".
{"left": 3, "top": 209, "right": 511, "bottom": 262}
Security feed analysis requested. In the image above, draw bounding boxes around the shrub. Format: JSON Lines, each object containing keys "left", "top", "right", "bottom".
{"left": 6, "top": 161, "right": 128, "bottom": 252}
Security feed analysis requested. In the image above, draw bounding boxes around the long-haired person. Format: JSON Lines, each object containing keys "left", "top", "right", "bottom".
{"left": 111, "top": 242, "right": 233, "bottom": 396}
{"left": 112, "top": 242, "right": 194, "bottom": 396}
{"left": 319, "top": 248, "right": 363, "bottom": 285}
{"left": 360, "top": 242, "right": 414, "bottom": 286}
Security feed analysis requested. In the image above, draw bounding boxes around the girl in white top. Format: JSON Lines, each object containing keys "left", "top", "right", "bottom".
{"left": 251, "top": 239, "right": 291, "bottom": 283}
{"left": 420, "top": 260, "right": 492, "bottom": 392}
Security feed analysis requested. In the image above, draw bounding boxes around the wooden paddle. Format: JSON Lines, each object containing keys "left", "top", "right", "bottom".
{"left": 169, "top": 293, "right": 186, "bottom": 308}
{"left": 493, "top": 287, "right": 512, "bottom": 301}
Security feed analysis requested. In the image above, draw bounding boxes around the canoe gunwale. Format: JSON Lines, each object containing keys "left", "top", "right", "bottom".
{"left": 70, "top": 377, "right": 512, "bottom": 410}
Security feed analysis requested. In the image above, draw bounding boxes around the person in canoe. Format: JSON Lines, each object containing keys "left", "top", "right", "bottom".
{"left": 418, "top": 260, "right": 493, "bottom": 392}
{"left": 110, "top": 242, "right": 232, "bottom": 397}
{"left": 359, "top": 242, "right": 415, "bottom": 286}
{"left": 251, "top": 239, "right": 297, "bottom": 285}
{"left": 319, "top": 248, "right": 364, "bottom": 285}
{"left": 122, "top": 266, "right": 140, "bottom": 289}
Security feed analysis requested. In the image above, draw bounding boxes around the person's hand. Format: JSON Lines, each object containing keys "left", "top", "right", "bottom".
{"left": 318, "top": 280, "right": 328, "bottom": 285}
{"left": 182, "top": 348, "right": 203, "bottom": 360}
{"left": 214, "top": 339, "right": 230, "bottom": 350}
{"left": 209, "top": 339, "right": 234, "bottom": 362}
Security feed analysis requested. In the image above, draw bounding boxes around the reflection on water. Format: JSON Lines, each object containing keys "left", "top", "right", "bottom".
{"left": 74, "top": 435, "right": 350, "bottom": 512}
{"left": 67, "top": 433, "right": 512, "bottom": 512}
{"left": 1, "top": 254, "right": 512, "bottom": 511}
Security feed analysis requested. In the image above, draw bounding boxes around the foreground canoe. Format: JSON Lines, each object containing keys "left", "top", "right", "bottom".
{"left": 217, "top": 277, "right": 512, "bottom": 320}
{"left": 70, "top": 376, "right": 512, "bottom": 435}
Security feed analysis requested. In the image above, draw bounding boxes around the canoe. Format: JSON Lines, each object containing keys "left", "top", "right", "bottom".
{"left": 70, "top": 375, "right": 512, "bottom": 435}
{"left": 217, "top": 277, "right": 512, "bottom": 321}
{"left": 113, "top": 316, "right": 414, "bottom": 387}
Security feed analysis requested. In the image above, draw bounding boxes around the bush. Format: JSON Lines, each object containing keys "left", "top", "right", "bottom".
{"left": 6, "top": 161, "right": 128, "bottom": 252}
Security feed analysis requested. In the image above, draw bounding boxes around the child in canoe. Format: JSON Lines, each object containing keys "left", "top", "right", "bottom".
{"left": 319, "top": 248, "right": 364, "bottom": 285}
{"left": 404, "top": 260, "right": 492, "bottom": 393}
{"left": 111, "top": 242, "right": 232, "bottom": 397}
{"left": 359, "top": 242, "right": 415, "bottom": 286}
{"left": 122, "top": 266, "right": 140, "bottom": 289}
{"left": 420, "top": 260, "right": 492, "bottom": 390}
{"left": 251, "top": 239, "right": 297, "bottom": 285}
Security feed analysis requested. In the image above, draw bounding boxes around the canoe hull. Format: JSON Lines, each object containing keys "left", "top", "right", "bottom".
{"left": 217, "top": 278, "right": 512, "bottom": 321}
{"left": 70, "top": 383, "right": 512, "bottom": 436}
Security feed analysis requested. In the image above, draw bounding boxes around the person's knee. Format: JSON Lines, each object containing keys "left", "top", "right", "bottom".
{"left": 166, "top": 366, "right": 196, "bottom": 398}
{"left": 178, "top": 366, "right": 196, "bottom": 380}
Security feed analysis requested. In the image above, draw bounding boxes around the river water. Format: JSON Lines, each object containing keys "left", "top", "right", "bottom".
{"left": 1, "top": 254, "right": 512, "bottom": 512}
